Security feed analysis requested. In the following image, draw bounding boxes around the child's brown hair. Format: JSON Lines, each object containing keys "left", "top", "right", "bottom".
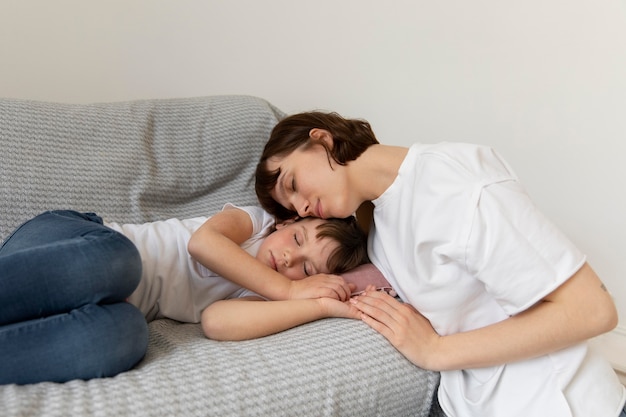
{"left": 313, "top": 216, "right": 369, "bottom": 274}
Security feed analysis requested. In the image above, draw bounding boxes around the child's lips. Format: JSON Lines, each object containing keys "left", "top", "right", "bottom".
{"left": 269, "top": 252, "right": 277, "bottom": 271}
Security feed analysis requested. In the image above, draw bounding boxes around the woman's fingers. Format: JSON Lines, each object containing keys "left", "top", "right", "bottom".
{"left": 349, "top": 288, "right": 402, "bottom": 328}
{"left": 350, "top": 288, "right": 440, "bottom": 369}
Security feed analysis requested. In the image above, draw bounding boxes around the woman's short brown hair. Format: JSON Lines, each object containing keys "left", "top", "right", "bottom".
{"left": 255, "top": 111, "right": 379, "bottom": 220}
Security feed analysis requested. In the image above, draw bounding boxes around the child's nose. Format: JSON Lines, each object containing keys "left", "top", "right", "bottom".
{"left": 284, "top": 250, "right": 301, "bottom": 269}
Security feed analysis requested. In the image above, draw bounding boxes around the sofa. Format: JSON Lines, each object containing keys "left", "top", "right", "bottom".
{"left": 0, "top": 95, "right": 443, "bottom": 417}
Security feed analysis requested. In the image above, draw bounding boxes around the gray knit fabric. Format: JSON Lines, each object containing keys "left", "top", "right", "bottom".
{"left": 3, "top": 319, "right": 441, "bottom": 417}
{"left": 1, "top": 95, "right": 282, "bottom": 241}
{"left": 0, "top": 96, "right": 442, "bottom": 416}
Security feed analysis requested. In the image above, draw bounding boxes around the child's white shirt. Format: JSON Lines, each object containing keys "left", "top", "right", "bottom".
{"left": 105, "top": 204, "right": 274, "bottom": 323}
{"left": 368, "top": 143, "right": 626, "bottom": 417}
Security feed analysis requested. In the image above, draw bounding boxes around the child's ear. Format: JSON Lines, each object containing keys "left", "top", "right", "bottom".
{"left": 309, "top": 128, "right": 334, "bottom": 148}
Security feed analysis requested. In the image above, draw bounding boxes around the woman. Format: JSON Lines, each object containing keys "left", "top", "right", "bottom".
{"left": 255, "top": 111, "right": 626, "bottom": 417}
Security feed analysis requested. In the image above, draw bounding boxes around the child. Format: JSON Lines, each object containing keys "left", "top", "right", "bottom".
{"left": 254, "top": 111, "right": 626, "bottom": 417}
{"left": 0, "top": 204, "right": 368, "bottom": 385}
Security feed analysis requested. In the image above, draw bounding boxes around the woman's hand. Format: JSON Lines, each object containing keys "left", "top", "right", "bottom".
{"left": 351, "top": 264, "right": 618, "bottom": 372}
{"left": 288, "top": 274, "right": 355, "bottom": 301}
{"left": 349, "top": 285, "right": 441, "bottom": 369}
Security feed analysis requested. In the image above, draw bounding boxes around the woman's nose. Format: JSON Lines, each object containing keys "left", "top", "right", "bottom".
{"left": 293, "top": 196, "right": 310, "bottom": 218}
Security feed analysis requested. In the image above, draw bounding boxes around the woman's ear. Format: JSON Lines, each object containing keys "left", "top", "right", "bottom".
{"left": 309, "top": 128, "right": 334, "bottom": 148}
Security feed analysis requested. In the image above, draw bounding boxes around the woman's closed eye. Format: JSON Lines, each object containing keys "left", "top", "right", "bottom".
{"left": 291, "top": 176, "right": 296, "bottom": 192}
{"left": 283, "top": 175, "right": 296, "bottom": 193}
{"left": 280, "top": 176, "right": 296, "bottom": 211}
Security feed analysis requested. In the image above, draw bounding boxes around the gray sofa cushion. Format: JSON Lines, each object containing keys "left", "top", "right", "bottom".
{"left": 0, "top": 95, "right": 283, "bottom": 241}
{"left": 3, "top": 318, "right": 442, "bottom": 417}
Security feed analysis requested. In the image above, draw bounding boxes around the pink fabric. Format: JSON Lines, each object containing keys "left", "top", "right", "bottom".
{"left": 340, "top": 263, "right": 395, "bottom": 296}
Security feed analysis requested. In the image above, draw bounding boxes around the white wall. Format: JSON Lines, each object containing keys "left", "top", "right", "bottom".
{"left": 2, "top": 0, "right": 625, "bottom": 368}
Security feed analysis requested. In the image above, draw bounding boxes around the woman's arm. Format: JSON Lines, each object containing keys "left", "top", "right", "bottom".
{"left": 350, "top": 262, "right": 618, "bottom": 371}
{"left": 188, "top": 206, "right": 351, "bottom": 301}
{"left": 202, "top": 296, "right": 361, "bottom": 341}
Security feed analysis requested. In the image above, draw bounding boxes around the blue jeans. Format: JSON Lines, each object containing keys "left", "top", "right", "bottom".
{"left": 0, "top": 210, "right": 148, "bottom": 385}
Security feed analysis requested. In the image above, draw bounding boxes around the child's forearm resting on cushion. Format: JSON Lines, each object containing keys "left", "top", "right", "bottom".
{"left": 201, "top": 296, "right": 360, "bottom": 341}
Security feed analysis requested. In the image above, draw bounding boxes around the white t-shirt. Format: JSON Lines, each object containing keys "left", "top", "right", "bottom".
{"left": 105, "top": 205, "right": 275, "bottom": 323}
{"left": 367, "top": 143, "right": 625, "bottom": 417}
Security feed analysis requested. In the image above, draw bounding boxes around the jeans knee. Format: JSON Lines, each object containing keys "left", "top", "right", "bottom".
{"left": 82, "top": 303, "right": 148, "bottom": 380}
{"left": 85, "top": 229, "right": 143, "bottom": 298}
{"left": 115, "top": 303, "right": 149, "bottom": 364}
{"left": 108, "top": 234, "right": 143, "bottom": 291}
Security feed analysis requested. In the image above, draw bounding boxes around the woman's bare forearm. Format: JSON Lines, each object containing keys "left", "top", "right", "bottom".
{"left": 430, "top": 263, "right": 617, "bottom": 371}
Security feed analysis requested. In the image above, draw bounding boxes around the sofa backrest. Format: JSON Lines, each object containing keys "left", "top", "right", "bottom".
{"left": 0, "top": 95, "right": 284, "bottom": 242}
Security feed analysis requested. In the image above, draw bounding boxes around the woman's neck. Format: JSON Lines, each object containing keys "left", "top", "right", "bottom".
{"left": 349, "top": 144, "right": 409, "bottom": 202}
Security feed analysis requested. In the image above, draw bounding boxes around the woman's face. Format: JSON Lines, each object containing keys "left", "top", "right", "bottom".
{"left": 255, "top": 218, "right": 339, "bottom": 280}
{"left": 266, "top": 142, "right": 358, "bottom": 220}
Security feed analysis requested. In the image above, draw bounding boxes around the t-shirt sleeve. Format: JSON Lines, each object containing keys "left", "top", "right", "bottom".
{"left": 228, "top": 287, "right": 263, "bottom": 299}
{"left": 219, "top": 204, "right": 275, "bottom": 301}
{"left": 221, "top": 203, "right": 275, "bottom": 238}
{"left": 465, "top": 179, "right": 586, "bottom": 316}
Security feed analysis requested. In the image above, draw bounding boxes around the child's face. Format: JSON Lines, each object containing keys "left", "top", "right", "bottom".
{"left": 256, "top": 218, "right": 340, "bottom": 280}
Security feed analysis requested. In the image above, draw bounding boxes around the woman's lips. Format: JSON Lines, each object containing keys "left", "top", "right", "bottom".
{"left": 315, "top": 200, "right": 324, "bottom": 219}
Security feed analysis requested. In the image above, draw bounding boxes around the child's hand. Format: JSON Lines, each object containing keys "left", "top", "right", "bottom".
{"left": 288, "top": 274, "right": 355, "bottom": 301}
{"left": 318, "top": 297, "right": 362, "bottom": 320}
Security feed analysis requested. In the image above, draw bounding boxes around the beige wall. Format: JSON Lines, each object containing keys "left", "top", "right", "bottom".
{"left": 2, "top": 0, "right": 626, "bottom": 367}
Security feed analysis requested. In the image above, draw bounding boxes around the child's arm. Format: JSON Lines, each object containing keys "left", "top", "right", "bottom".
{"left": 201, "top": 296, "right": 361, "bottom": 341}
{"left": 187, "top": 206, "right": 352, "bottom": 301}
